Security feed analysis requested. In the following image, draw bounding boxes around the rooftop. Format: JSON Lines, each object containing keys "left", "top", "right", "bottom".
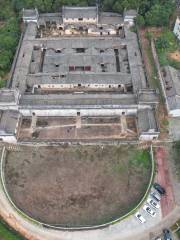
{"left": 137, "top": 109, "right": 158, "bottom": 133}
{"left": 62, "top": 6, "right": 98, "bottom": 19}
{"left": 27, "top": 72, "right": 132, "bottom": 86}
{"left": 22, "top": 8, "right": 38, "bottom": 20}
{"left": 124, "top": 9, "right": 137, "bottom": 17}
{"left": 163, "top": 66, "right": 180, "bottom": 110}
{"left": 0, "top": 110, "right": 20, "bottom": 135}
{"left": 20, "top": 93, "right": 137, "bottom": 108}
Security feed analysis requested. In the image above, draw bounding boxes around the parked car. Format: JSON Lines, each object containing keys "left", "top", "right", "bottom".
{"left": 143, "top": 204, "right": 156, "bottom": 217}
{"left": 163, "top": 229, "right": 172, "bottom": 240}
{"left": 135, "top": 212, "right": 146, "bottom": 223}
{"left": 150, "top": 191, "right": 161, "bottom": 202}
{"left": 154, "top": 183, "right": 166, "bottom": 195}
{"left": 147, "top": 197, "right": 160, "bottom": 209}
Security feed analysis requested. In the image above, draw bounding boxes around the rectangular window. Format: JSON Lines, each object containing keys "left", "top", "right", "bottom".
{"left": 84, "top": 66, "right": 91, "bottom": 71}
{"left": 69, "top": 66, "right": 75, "bottom": 71}
{"left": 76, "top": 48, "right": 85, "bottom": 53}
{"left": 75, "top": 66, "right": 84, "bottom": 71}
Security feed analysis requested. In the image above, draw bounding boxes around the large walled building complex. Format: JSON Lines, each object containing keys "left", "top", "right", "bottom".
{"left": 0, "top": 6, "right": 160, "bottom": 143}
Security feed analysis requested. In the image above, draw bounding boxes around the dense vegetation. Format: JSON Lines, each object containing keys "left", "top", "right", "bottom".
{"left": 0, "top": 0, "right": 20, "bottom": 87}
{"left": 155, "top": 30, "right": 180, "bottom": 69}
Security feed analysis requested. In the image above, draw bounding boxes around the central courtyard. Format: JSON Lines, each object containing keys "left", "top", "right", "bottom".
{"left": 4, "top": 145, "right": 152, "bottom": 227}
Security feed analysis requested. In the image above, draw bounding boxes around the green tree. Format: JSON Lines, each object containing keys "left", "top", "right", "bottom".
{"left": 136, "top": 15, "right": 145, "bottom": 26}
{"left": 145, "top": 2, "right": 174, "bottom": 26}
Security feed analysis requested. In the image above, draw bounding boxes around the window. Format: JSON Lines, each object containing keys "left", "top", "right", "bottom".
{"left": 69, "top": 66, "right": 75, "bottom": 71}
{"left": 75, "top": 66, "right": 84, "bottom": 71}
{"left": 84, "top": 66, "right": 91, "bottom": 71}
{"left": 76, "top": 48, "right": 85, "bottom": 53}
{"left": 52, "top": 75, "right": 58, "bottom": 79}
{"left": 77, "top": 112, "right": 80, "bottom": 116}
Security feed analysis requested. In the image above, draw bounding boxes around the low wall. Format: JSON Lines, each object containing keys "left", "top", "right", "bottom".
{"left": 150, "top": 40, "right": 169, "bottom": 111}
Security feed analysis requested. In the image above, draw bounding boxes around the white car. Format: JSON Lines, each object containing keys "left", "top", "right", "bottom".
{"left": 147, "top": 198, "right": 160, "bottom": 209}
{"left": 135, "top": 212, "right": 146, "bottom": 223}
{"left": 150, "top": 191, "right": 161, "bottom": 202}
{"left": 143, "top": 204, "right": 156, "bottom": 217}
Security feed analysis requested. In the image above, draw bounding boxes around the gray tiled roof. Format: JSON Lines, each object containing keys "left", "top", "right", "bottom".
{"left": 163, "top": 66, "right": 180, "bottom": 110}
{"left": 27, "top": 73, "right": 132, "bottom": 86}
{"left": 23, "top": 9, "right": 38, "bottom": 20}
{"left": 137, "top": 109, "right": 158, "bottom": 133}
{"left": 62, "top": 6, "right": 98, "bottom": 19}
{"left": 0, "top": 110, "right": 20, "bottom": 135}
{"left": 20, "top": 93, "right": 137, "bottom": 107}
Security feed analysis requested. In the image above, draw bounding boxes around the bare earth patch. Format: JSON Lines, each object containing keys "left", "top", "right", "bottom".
{"left": 4, "top": 145, "right": 151, "bottom": 227}
{"left": 168, "top": 51, "right": 180, "bottom": 62}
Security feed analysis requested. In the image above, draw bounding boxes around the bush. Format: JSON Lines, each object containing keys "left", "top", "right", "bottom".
{"left": 155, "top": 30, "right": 180, "bottom": 69}
{"left": 136, "top": 15, "right": 145, "bottom": 27}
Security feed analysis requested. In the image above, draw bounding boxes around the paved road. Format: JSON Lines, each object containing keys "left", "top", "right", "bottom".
{"left": 155, "top": 147, "right": 175, "bottom": 217}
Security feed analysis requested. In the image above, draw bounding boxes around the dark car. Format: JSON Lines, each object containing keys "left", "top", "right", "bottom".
{"left": 163, "top": 229, "right": 172, "bottom": 240}
{"left": 154, "top": 183, "right": 166, "bottom": 195}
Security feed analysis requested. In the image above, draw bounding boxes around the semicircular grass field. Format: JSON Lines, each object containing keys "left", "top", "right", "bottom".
{"left": 4, "top": 145, "right": 152, "bottom": 227}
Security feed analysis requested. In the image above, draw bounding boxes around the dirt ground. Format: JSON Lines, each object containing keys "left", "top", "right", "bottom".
{"left": 155, "top": 146, "right": 175, "bottom": 218}
{"left": 168, "top": 51, "right": 180, "bottom": 62}
{"left": 4, "top": 145, "right": 151, "bottom": 227}
{"left": 18, "top": 116, "right": 137, "bottom": 141}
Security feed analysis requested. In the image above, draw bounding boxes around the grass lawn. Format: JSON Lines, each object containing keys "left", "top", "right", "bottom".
{"left": 171, "top": 141, "right": 180, "bottom": 180}
{"left": 176, "top": 229, "right": 180, "bottom": 238}
{"left": 0, "top": 220, "right": 24, "bottom": 240}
